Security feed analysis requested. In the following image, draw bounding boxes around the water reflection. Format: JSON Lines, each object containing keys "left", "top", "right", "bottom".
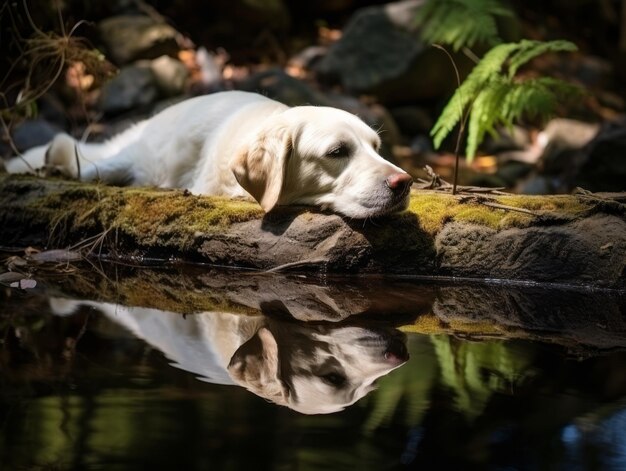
{"left": 1, "top": 265, "right": 626, "bottom": 470}
{"left": 51, "top": 298, "right": 409, "bottom": 415}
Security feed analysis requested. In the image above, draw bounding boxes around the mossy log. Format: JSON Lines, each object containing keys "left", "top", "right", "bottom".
{"left": 0, "top": 174, "right": 625, "bottom": 288}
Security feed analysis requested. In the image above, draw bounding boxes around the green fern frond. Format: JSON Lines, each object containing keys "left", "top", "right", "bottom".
{"left": 415, "top": 0, "right": 515, "bottom": 51}
{"left": 466, "top": 79, "right": 511, "bottom": 158}
{"left": 507, "top": 39, "right": 578, "bottom": 78}
{"left": 431, "top": 39, "right": 580, "bottom": 162}
{"left": 431, "top": 42, "right": 521, "bottom": 149}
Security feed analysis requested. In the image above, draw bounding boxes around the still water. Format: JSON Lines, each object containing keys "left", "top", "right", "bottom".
{"left": 1, "top": 264, "right": 625, "bottom": 470}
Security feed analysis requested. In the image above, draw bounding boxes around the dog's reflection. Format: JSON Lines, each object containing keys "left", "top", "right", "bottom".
{"left": 51, "top": 299, "right": 409, "bottom": 415}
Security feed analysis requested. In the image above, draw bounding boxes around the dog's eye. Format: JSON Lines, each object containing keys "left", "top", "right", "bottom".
{"left": 322, "top": 372, "right": 347, "bottom": 387}
{"left": 326, "top": 143, "right": 350, "bottom": 158}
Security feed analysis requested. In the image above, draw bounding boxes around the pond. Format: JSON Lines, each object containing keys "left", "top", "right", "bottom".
{"left": 1, "top": 263, "right": 625, "bottom": 470}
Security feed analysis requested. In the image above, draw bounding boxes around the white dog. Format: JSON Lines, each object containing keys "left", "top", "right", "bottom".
{"left": 6, "top": 91, "right": 413, "bottom": 218}
{"left": 50, "top": 298, "right": 409, "bottom": 414}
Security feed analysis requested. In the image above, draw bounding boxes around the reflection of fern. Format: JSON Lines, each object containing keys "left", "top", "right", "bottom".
{"left": 431, "top": 40, "right": 580, "bottom": 161}
{"left": 415, "top": 0, "right": 514, "bottom": 51}
{"left": 431, "top": 335, "right": 536, "bottom": 421}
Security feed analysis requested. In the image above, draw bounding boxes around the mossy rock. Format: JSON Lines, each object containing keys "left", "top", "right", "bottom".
{"left": 0, "top": 174, "right": 624, "bottom": 288}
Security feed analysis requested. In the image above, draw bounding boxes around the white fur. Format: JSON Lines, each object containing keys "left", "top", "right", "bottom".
{"left": 7, "top": 91, "right": 412, "bottom": 218}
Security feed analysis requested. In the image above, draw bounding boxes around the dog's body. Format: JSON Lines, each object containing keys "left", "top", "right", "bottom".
{"left": 6, "top": 91, "right": 412, "bottom": 217}
{"left": 50, "top": 298, "right": 409, "bottom": 414}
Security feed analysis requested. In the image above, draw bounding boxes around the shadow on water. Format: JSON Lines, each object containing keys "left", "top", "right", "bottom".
{"left": 1, "top": 262, "right": 626, "bottom": 470}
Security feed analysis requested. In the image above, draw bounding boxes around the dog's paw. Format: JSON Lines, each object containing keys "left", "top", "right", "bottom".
{"left": 44, "top": 133, "right": 79, "bottom": 178}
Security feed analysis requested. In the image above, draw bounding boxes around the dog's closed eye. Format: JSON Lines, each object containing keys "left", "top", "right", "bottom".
{"left": 322, "top": 372, "right": 347, "bottom": 387}
{"left": 326, "top": 142, "right": 351, "bottom": 158}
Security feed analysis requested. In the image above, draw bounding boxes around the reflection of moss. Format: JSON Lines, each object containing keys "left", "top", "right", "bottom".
{"left": 400, "top": 314, "right": 509, "bottom": 336}
{"left": 47, "top": 269, "right": 260, "bottom": 315}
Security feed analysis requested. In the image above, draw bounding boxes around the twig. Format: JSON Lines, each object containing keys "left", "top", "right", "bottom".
{"left": 479, "top": 201, "right": 537, "bottom": 215}
{"left": 432, "top": 44, "right": 466, "bottom": 195}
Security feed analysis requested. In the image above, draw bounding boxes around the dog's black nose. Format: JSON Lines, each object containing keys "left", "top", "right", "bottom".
{"left": 385, "top": 173, "right": 413, "bottom": 194}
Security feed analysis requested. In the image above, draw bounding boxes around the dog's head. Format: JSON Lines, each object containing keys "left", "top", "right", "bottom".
{"left": 227, "top": 324, "right": 409, "bottom": 415}
{"left": 231, "top": 107, "right": 413, "bottom": 218}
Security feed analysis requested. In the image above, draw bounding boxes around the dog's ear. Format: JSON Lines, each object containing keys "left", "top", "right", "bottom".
{"left": 227, "top": 327, "right": 289, "bottom": 403}
{"left": 231, "top": 122, "right": 292, "bottom": 212}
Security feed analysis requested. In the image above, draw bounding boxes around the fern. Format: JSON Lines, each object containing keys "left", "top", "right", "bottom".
{"left": 507, "top": 39, "right": 578, "bottom": 78}
{"left": 415, "top": 0, "right": 514, "bottom": 51}
{"left": 431, "top": 40, "right": 581, "bottom": 162}
{"left": 431, "top": 42, "right": 521, "bottom": 150}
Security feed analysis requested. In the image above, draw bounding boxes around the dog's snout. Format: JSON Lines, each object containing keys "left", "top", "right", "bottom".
{"left": 385, "top": 173, "right": 413, "bottom": 193}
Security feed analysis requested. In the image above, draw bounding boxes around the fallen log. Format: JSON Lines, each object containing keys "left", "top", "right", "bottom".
{"left": 0, "top": 174, "right": 624, "bottom": 288}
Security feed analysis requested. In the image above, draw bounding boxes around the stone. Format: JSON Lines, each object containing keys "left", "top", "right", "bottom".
{"left": 237, "top": 67, "right": 330, "bottom": 107}
{"left": 573, "top": 120, "right": 626, "bottom": 192}
{"left": 236, "top": 69, "right": 402, "bottom": 154}
{"left": 10, "top": 119, "right": 63, "bottom": 153}
{"left": 314, "top": 0, "right": 472, "bottom": 104}
{"left": 150, "top": 55, "right": 189, "bottom": 97}
{"left": 435, "top": 214, "right": 626, "bottom": 286}
{"left": 98, "top": 15, "right": 180, "bottom": 65}
{"left": 99, "top": 63, "right": 159, "bottom": 115}
{"left": 1, "top": 176, "right": 624, "bottom": 289}
{"left": 389, "top": 106, "right": 433, "bottom": 137}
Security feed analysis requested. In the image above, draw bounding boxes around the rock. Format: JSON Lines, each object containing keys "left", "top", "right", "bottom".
{"left": 518, "top": 118, "right": 626, "bottom": 193}
{"left": 98, "top": 15, "right": 180, "bottom": 65}
{"left": 559, "top": 54, "right": 614, "bottom": 90}
{"left": 495, "top": 161, "right": 534, "bottom": 187}
{"left": 150, "top": 55, "right": 189, "bottom": 97}
{"left": 1, "top": 176, "right": 624, "bottom": 289}
{"left": 484, "top": 126, "right": 532, "bottom": 154}
{"left": 574, "top": 120, "right": 626, "bottom": 192}
{"left": 314, "top": 0, "right": 471, "bottom": 104}
{"left": 287, "top": 46, "right": 328, "bottom": 72}
{"left": 99, "top": 63, "right": 159, "bottom": 115}
{"left": 518, "top": 176, "right": 556, "bottom": 195}
{"left": 389, "top": 106, "right": 433, "bottom": 137}
{"left": 435, "top": 214, "right": 626, "bottom": 286}
{"left": 237, "top": 68, "right": 330, "bottom": 107}
{"left": 154, "top": 0, "right": 290, "bottom": 59}
{"left": 236, "top": 69, "right": 402, "bottom": 154}
{"left": 537, "top": 119, "right": 600, "bottom": 175}
{"left": 10, "top": 119, "right": 63, "bottom": 153}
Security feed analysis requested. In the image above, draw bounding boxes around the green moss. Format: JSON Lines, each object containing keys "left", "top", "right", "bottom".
{"left": 497, "top": 194, "right": 590, "bottom": 213}
{"left": 0, "top": 175, "right": 599, "bottom": 254}
{"left": 407, "top": 191, "right": 592, "bottom": 235}
{"left": 3, "top": 176, "right": 263, "bottom": 251}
